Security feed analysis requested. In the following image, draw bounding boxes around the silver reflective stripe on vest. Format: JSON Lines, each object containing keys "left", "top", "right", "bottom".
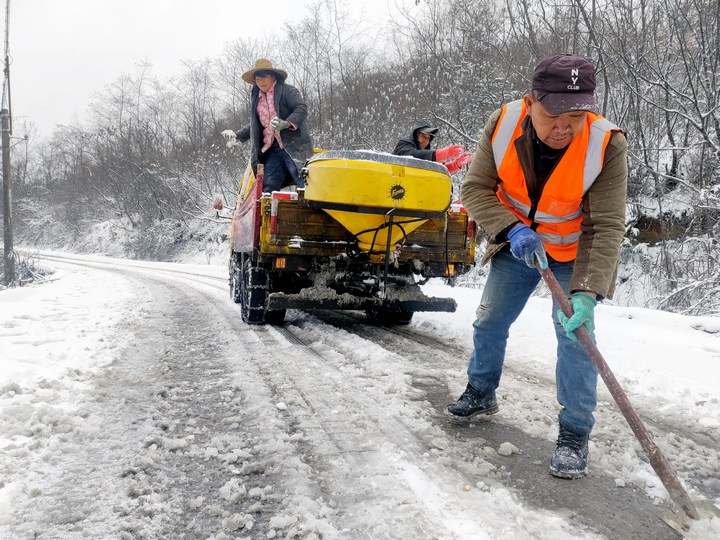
{"left": 584, "top": 117, "right": 619, "bottom": 191}
{"left": 499, "top": 184, "right": 581, "bottom": 224}
{"left": 539, "top": 230, "right": 582, "bottom": 244}
{"left": 492, "top": 100, "right": 524, "bottom": 170}
{"left": 497, "top": 184, "right": 531, "bottom": 216}
{"left": 535, "top": 208, "right": 582, "bottom": 223}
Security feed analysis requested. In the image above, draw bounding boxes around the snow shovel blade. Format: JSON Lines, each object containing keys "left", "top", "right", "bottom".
{"left": 661, "top": 499, "right": 720, "bottom": 535}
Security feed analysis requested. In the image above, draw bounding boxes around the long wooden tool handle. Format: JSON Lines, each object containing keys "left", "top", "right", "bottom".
{"left": 539, "top": 265, "right": 700, "bottom": 520}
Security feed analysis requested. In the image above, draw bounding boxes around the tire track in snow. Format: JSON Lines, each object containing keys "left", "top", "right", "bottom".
{"left": 11, "top": 256, "right": 337, "bottom": 539}
{"left": 261, "top": 315, "right": 606, "bottom": 539}
{"left": 99, "top": 268, "right": 340, "bottom": 539}
{"left": 248, "top": 324, "right": 484, "bottom": 539}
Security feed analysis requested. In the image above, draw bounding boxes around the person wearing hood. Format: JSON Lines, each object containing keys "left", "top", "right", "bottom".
{"left": 222, "top": 58, "right": 313, "bottom": 192}
{"left": 392, "top": 120, "right": 473, "bottom": 174}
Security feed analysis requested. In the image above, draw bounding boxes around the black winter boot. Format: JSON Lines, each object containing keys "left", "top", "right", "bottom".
{"left": 446, "top": 384, "right": 498, "bottom": 418}
{"left": 549, "top": 425, "right": 589, "bottom": 479}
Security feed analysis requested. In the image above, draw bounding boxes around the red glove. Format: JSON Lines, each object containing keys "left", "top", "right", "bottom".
{"left": 435, "top": 144, "right": 463, "bottom": 162}
{"left": 445, "top": 152, "right": 474, "bottom": 174}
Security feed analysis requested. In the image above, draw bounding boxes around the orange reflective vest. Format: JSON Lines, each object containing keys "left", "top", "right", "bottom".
{"left": 491, "top": 99, "right": 621, "bottom": 262}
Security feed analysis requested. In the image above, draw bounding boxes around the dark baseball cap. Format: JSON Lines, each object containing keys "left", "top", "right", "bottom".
{"left": 532, "top": 53, "right": 597, "bottom": 115}
{"left": 419, "top": 126, "right": 439, "bottom": 135}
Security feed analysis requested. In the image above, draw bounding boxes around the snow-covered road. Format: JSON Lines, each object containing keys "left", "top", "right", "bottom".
{"left": 2, "top": 252, "right": 719, "bottom": 539}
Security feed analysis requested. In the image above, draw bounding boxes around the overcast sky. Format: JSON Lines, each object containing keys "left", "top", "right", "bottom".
{"left": 6, "top": 0, "right": 398, "bottom": 136}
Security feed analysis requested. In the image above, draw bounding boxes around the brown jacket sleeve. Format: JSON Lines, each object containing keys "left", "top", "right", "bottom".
{"left": 461, "top": 108, "right": 628, "bottom": 299}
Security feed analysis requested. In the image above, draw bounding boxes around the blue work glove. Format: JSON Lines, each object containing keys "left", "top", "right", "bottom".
{"left": 270, "top": 117, "right": 290, "bottom": 131}
{"left": 506, "top": 224, "right": 548, "bottom": 270}
{"left": 558, "top": 292, "right": 597, "bottom": 341}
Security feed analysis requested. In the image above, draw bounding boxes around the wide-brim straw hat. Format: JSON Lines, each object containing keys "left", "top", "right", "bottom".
{"left": 241, "top": 58, "right": 288, "bottom": 84}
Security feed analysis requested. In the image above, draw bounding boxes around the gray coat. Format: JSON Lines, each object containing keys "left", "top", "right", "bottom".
{"left": 236, "top": 80, "right": 314, "bottom": 174}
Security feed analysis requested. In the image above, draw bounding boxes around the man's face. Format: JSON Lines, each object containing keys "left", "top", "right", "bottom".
{"left": 417, "top": 131, "right": 431, "bottom": 149}
{"left": 523, "top": 94, "right": 587, "bottom": 150}
{"left": 255, "top": 73, "right": 276, "bottom": 93}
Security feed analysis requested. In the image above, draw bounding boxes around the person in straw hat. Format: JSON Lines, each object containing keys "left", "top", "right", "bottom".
{"left": 223, "top": 58, "right": 313, "bottom": 192}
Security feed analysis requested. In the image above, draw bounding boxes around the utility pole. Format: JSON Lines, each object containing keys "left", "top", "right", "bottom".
{"left": 1, "top": 0, "right": 12, "bottom": 285}
{"left": 2, "top": 108, "right": 12, "bottom": 284}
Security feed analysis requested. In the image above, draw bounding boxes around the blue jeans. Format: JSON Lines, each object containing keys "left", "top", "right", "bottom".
{"left": 260, "top": 146, "right": 305, "bottom": 192}
{"left": 467, "top": 246, "right": 598, "bottom": 435}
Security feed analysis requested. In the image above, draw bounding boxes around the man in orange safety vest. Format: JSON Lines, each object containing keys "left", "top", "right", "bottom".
{"left": 447, "top": 53, "right": 628, "bottom": 479}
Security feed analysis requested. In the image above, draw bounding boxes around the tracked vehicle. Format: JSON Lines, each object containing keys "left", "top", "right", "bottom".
{"left": 228, "top": 150, "right": 477, "bottom": 325}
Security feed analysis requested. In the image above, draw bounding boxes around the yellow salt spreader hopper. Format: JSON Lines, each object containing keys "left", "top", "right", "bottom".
{"left": 303, "top": 150, "right": 452, "bottom": 255}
